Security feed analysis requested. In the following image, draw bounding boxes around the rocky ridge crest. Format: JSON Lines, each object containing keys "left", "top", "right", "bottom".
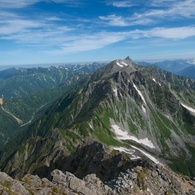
{"left": 1, "top": 140, "right": 195, "bottom": 195}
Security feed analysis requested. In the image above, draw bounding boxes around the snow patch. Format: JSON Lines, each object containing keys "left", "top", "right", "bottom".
{"left": 152, "top": 78, "right": 156, "bottom": 83}
{"left": 116, "top": 60, "right": 128, "bottom": 67}
{"left": 113, "top": 87, "right": 118, "bottom": 97}
{"left": 142, "top": 105, "right": 146, "bottom": 114}
{"left": 112, "top": 146, "right": 134, "bottom": 155}
{"left": 181, "top": 103, "right": 195, "bottom": 114}
{"left": 112, "top": 125, "right": 129, "bottom": 139}
{"left": 132, "top": 82, "right": 146, "bottom": 104}
{"left": 165, "top": 115, "right": 170, "bottom": 119}
{"left": 111, "top": 125, "right": 155, "bottom": 149}
{"left": 89, "top": 123, "right": 93, "bottom": 129}
{"left": 112, "top": 147, "right": 141, "bottom": 160}
{"left": 112, "top": 145, "right": 162, "bottom": 165}
{"left": 116, "top": 61, "right": 124, "bottom": 67}
{"left": 131, "top": 145, "right": 162, "bottom": 165}
{"left": 120, "top": 61, "right": 128, "bottom": 66}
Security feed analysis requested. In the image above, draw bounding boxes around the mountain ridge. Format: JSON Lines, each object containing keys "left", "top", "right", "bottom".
{"left": 0, "top": 62, "right": 105, "bottom": 148}
{"left": 0, "top": 57, "right": 195, "bottom": 194}
{"left": 138, "top": 59, "right": 195, "bottom": 80}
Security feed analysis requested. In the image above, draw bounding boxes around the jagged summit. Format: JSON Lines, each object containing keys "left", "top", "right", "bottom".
{"left": 124, "top": 56, "right": 133, "bottom": 62}
{"left": 113, "top": 56, "right": 135, "bottom": 67}
{"left": 89, "top": 57, "right": 137, "bottom": 81}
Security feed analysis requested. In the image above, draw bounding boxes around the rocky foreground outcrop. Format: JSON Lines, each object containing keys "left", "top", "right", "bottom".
{"left": 0, "top": 169, "right": 112, "bottom": 195}
{"left": 1, "top": 140, "right": 195, "bottom": 194}
{"left": 0, "top": 161, "right": 195, "bottom": 195}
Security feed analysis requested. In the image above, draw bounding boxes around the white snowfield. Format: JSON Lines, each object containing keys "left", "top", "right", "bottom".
{"left": 132, "top": 82, "right": 146, "bottom": 104}
{"left": 113, "top": 87, "right": 118, "bottom": 97}
{"left": 116, "top": 60, "right": 128, "bottom": 67}
{"left": 89, "top": 123, "right": 93, "bottom": 130}
{"left": 112, "top": 146, "right": 141, "bottom": 160}
{"left": 131, "top": 145, "right": 162, "bottom": 165}
{"left": 181, "top": 103, "right": 195, "bottom": 114}
{"left": 112, "top": 145, "right": 161, "bottom": 165}
{"left": 141, "top": 105, "right": 146, "bottom": 114}
{"left": 152, "top": 78, "right": 161, "bottom": 86}
{"left": 112, "top": 124, "right": 155, "bottom": 149}
{"left": 152, "top": 78, "right": 156, "bottom": 83}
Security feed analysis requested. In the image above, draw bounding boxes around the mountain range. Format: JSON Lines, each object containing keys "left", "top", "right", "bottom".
{"left": 0, "top": 63, "right": 105, "bottom": 148}
{"left": 0, "top": 57, "right": 195, "bottom": 194}
{"left": 139, "top": 59, "right": 195, "bottom": 79}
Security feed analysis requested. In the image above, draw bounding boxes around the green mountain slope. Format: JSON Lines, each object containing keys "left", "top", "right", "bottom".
{"left": 1, "top": 57, "right": 195, "bottom": 179}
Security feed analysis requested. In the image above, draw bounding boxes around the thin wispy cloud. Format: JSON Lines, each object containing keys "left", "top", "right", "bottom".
{"left": 0, "top": 19, "right": 42, "bottom": 35}
{"left": 51, "top": 32, "right": 127, "bottom": 54}
{"left": 131, "top": 0, "right": 195, "bottom": 21}
{"left": 0, "top": 0, "right": 40, "bottom": 8}
{"left": 149, "top": 0, "right": 176, "bottom": 7}
{"left": 149, "top": 27, "right": 195, "bottom": 39}
{"left": 109, "top": 1, "right": 135, "bottom": 8}
{"left": 99, "top": 15, "right": 129, "bottom": 26}
{"left": 0, "top": 0, "right": 81, "bottom": 8}
{"left": 99, "top": 14, "right": 154, "bottom": 27}
{"left": 129, "top": 27, "right": 195, "bottom": 39}
{"left": 106, "top": 0, "right": 195, "bottom": 27}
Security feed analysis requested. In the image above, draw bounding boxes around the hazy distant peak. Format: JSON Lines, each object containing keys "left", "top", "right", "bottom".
{"left": 124, "top": 56, "right": 133, "bottom": 62}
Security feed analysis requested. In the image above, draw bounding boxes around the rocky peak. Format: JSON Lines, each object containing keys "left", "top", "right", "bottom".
{"left": 124, "top": 56, "right": 135, "bottom": 65}
{"left": 89, "top": 58, "right": 137, "bottom": 82}
{"left": 109, "top": 58, "right": 136, "bottom": 72}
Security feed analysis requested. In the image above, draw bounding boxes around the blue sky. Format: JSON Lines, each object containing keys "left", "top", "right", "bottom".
{"left": 0, "top": 0, "right": 195, "bottom": 65}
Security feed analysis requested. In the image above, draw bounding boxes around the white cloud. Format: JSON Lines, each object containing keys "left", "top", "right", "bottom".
{"left": 1, "top": 26, "right": 74, "bottom": 46}
{"left": 171, "top": 0, "right": 195, "bottom": 18}
{"left": 110, "top": 1, "right": 134, "bottom": 8}
{"left": 101, "top": 0, "right": 195, "bottom": 27}
{"left": 149, "top": 27, "right": 195, "bottom": 39}
{"left": 99, "top": 14, "right": 154, "bottom": 27}
{"left": 50, "top": 31, "right": 127, "bottom": 54}
{"left": 0, "top": 0, "right": 40, "bottom": 8}
{"left": 105, "top": 0, "right": 195, "bottom": 28}
{"left": 0, "top": 0, "right": 81, "bottom": 8}
{"left": 46, "top": 16, "right": 62, "bottom": 21}
{"left": 48, "top": 26, "right": 195, "bottom": 55}
{"left": 0, "top": 19, "right": 42, "bottom": 35}
{"left": 128, "top": 26, "right": 195, "bottom": 39}
{"left": 149, "top": 0, "right": 176, "bottom": 7}
{"left": 99, "top": 15, "right": 129, "bottom": 26}
{"left": 131, "top": 0, "right": 195, "bottom": 22}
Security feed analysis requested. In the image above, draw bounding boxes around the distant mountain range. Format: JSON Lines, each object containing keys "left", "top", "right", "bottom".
{"left": 0, "top": 63, "right": 105, "bottom": 148}
{"left": 138, "top": 59, "right": 195, "bottom": 79}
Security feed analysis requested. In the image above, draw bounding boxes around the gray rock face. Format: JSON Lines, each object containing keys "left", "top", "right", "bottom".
{"left": 51, "top": 169, "right": 112, "bottom": 195}
{"left": 0, "top": 172, "right": 29, "bottom": 195}
{"left": 0, "top": 165, "right": 195, "bottom": 195}
{"left": 0, "top": 169, "right": 113, "bottom": 195}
